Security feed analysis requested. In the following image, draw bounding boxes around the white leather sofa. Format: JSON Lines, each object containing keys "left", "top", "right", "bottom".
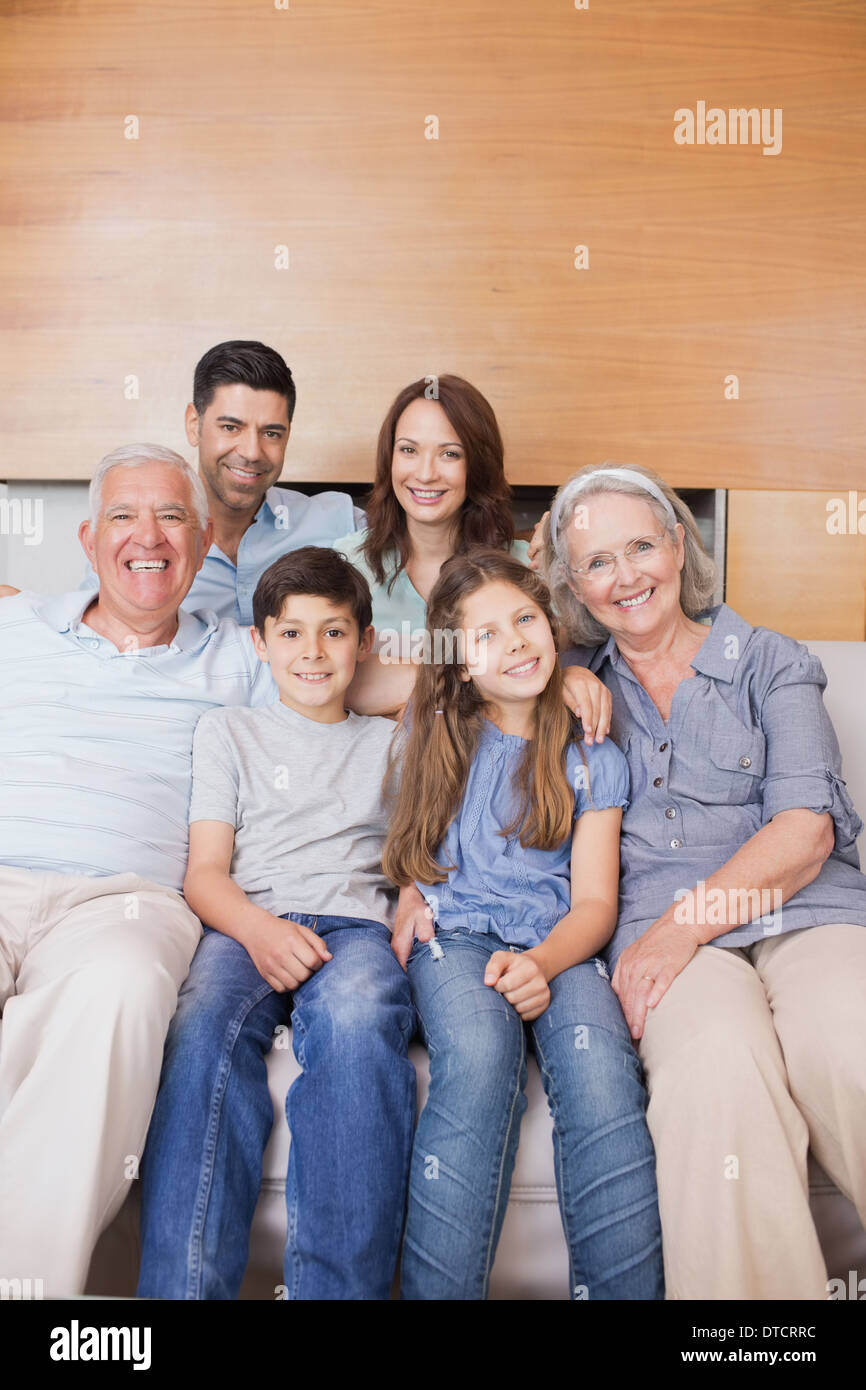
{"left": 86, "top": 639, "right": 866, "bottom": 1298}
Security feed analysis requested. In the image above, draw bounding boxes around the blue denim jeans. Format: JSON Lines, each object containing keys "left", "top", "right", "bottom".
{"left": 137, "top": 915, "right": 416, "bottom": 1300}
{"left": 401, "top": 927, "right": 664, "bottom": 1300}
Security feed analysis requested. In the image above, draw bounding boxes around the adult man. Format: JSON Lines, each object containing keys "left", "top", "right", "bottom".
{"left": 81, "top": 341, "right": 365, "bottom": 623}
{"left": 0, "top": 444, "right": 276, "bottom": 1296}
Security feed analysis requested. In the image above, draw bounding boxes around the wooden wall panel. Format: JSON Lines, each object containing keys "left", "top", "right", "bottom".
{"left": 726, "top": 491, "right": 866, "bottom": 640}
{"left": 0, "top": 1, "right": 864, "bottom": 487}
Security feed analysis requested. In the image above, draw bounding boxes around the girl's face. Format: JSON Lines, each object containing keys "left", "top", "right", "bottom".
{"left": 391, "top": 397, "right": 468, "bottom": 529}
{"left": 458, "top": 580, "right": 557, "bottom": 713}
{"left": 564, "top": 492, "right": 685, "bottom": 644}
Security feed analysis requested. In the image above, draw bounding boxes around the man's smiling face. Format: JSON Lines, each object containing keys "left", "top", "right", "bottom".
{"left": 79, "top": 461, "right": 213, "bottom": 621}
{"left": 186, "top": 382, "right": 291, "bottom": 513}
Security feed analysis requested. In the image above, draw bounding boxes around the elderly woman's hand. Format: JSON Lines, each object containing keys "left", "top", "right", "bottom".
{"left": 561, "top": 664, "right": 611, "bottom": 744}
{"left": 611, "top": 918, "right": 702, "bottom": 1040}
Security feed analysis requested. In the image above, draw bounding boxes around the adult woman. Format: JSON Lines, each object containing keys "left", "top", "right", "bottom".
{"left": 543, "top": 461, "right": 866, "bottom": 1300}
{"left": 332, "top": 375, "right": 529, "bottom": 660}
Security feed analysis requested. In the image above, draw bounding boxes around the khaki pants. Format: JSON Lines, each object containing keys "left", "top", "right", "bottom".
{"left": 639, "top": 922, "right": 866, "bottom": 1300}
{"left": 0, "top": 867, "right": 201, "bottom": 1296}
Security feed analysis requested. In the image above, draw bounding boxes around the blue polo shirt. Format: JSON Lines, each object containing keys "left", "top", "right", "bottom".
{"left": 81, "top": 486, "right": 366, "bottom": 625}
{"left": 0, "top": 588, "right": 277, "bottom": 891}
{"left": 562, "top": 603, "right": 866, "bottom": 966}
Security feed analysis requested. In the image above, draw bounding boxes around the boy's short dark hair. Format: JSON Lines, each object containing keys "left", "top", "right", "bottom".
{"left": 193, "top": 340, "right": 296, "bottom": 420}
{"left": 253, "top": 546, "right": 373, "bottom": 638}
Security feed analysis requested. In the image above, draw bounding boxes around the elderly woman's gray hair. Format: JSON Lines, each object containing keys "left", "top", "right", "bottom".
{"left": 544, "top": 462, "right": 716, "bottom": 646}
{"left": 89, "top": 444, "right": 210, "bottom": 530}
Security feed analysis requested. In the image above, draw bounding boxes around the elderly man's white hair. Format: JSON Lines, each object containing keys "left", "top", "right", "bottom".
{"left": 89, "top": 444, "right": 210, "bottom": 529}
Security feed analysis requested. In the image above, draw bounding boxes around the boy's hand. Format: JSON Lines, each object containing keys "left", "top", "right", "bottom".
{"left": 484, "top": 949, "right": 550, "bottom": 1021}
{"left": 391, "top": 883, "right": 435, "bottom": 970}
{"left": 244, "top": 912, "right": 332, "bottom": 993}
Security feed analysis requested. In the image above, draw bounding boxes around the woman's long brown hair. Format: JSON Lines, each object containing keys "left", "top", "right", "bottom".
{"left": 362, "top": 375, "right": 516, "bottom": 591}
{"left": 382, "top": 548, "right": 588, "bottom": 887}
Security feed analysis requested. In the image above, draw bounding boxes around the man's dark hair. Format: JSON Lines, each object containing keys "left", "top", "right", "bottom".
{"left": 253, "top": 546, "right": 373, "bottom": 639}
{"left": 192, "top": 340, "right": 296, "bottom": 419}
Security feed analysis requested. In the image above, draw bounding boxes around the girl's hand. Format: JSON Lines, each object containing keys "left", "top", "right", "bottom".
{"left": 527, "top": 512, "right": 550, "bottom": 572}
{"left": 391, "top": 883, "right": 436, "bottom": 970}
{"left": 561, "top": 665, "right": 611, "bottom": 745}
{"left": 611, "top": 919, "right": 702, "bottom": 1040}
{"left": 484, "top": 950, "right": 550, "bottom": 1021}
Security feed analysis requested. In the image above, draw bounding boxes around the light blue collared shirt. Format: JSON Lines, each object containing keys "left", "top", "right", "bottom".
{"left": 562, "top": 603, "right": 866, "bottom": 966}
{"left": 80, "top": 486, "right": 366, "bottom": 626}
{"left": 0, "top": 588, "right": 277, "bottom": 891}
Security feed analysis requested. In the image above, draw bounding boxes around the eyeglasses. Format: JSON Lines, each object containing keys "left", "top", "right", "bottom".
{"left": 568, "top": 533, "right": 669, "bottom": 582}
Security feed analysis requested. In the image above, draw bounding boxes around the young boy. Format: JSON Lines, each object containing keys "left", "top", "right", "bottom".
{"left": 137, "top": 547, "right": 417, "bottom": 1300}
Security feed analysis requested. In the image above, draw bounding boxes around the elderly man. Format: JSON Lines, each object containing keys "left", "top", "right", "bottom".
{"left": 79, "top": 341, "right": 365, "bottom": 623}
{"left": 0, "top": 444, "right": 277, "bottom": 1296}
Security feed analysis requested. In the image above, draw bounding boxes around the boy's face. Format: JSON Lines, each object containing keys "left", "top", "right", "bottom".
{"left": 250, "top": 593, "right": 373, "bottom": 722}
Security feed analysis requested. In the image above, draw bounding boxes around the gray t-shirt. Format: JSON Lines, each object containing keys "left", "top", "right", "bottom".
{"left": 189, "top": 700, "right": 398, "bottom": 927}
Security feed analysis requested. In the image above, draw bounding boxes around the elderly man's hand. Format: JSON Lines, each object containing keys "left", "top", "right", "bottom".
{"left": 611, "top": 919, "right": 702, "bottom": 1041}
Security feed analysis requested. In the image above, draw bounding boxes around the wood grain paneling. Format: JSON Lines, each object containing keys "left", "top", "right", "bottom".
{"left": 0, "top": 1, "right": 864, "bottom": 486}
{"left": 726, "top": 490, "right": 866, "bottom": 640}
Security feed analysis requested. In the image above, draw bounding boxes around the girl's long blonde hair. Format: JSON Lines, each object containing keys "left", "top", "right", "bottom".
{"left": 382, "top": 548, "right": 586, "bottom": 887}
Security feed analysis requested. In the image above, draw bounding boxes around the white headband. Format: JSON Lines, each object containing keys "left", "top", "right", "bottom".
{"left": 551, "top": 467, "right": 677, "bottom": 545}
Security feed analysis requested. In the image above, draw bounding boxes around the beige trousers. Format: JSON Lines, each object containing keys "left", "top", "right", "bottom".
{"left": 639, "top": 922, "right": 866, "bottom": 1300}
{"left": 0, "top": 867, "right": 201, "bottom": 1296}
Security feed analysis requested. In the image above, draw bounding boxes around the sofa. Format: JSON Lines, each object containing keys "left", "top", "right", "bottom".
{"left": 86, "top": 638, "right": 866, "bottom": 1298}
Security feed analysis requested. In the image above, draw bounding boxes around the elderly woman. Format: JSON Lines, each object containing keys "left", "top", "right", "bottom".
{"left": 543, "top": 462, "right": 866, "bottom": 1300}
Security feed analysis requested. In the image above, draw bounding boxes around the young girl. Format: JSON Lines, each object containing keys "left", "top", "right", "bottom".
{"left": 383, "top": 548, "right": 664, "bottom": 1300}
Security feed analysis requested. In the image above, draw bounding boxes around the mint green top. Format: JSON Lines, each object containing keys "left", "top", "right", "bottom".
{"left": 330, "top": 531, "right": 530, "bottom": 653}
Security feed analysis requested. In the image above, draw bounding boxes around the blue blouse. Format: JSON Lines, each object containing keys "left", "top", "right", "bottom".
{"left": 562, "top": 603, "right": 866, "bottom": 967}
{"left": 415, "top": 719, "right": 630, "bottom": 949}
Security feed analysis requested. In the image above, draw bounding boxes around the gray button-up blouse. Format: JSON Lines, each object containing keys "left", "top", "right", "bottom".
{"left": 562, "top": 603, "right": 866, "bottom": 968}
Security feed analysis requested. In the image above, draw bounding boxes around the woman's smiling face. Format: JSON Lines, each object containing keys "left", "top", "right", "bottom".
{"left": 390, "top": 397, "right": 467, "bottom": 528}
{"left": 564, "top": 492, "right": 686, "bottom": 642}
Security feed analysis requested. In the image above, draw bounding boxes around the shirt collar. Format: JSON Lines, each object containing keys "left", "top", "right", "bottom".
{"left": 686, "top": 603, "right": 754, "bottom": 683}
{"left": 594, "top": 603, "right": 753, "bottom": 686}
{"left": 34, "top": 588, "right": 100, "bottom": 634}
{"left": 33, "top": 587, "right": 217, "bottom": 655}
{"left": 256, "top": 488, "right": 283, "bottom": 525}
{"left": 479, "top": 716, "right": 529, "bottom": 746}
